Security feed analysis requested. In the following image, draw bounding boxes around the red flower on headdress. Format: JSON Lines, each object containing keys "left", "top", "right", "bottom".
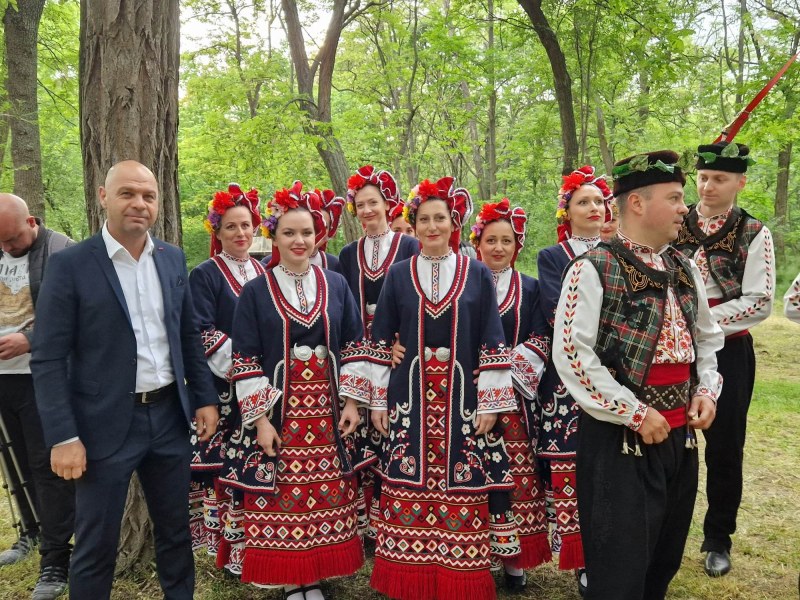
{"left": 346, "top": 165, "right": 401, "bottom": 215}
{"left": 416, "top": 179, "right": 442, "bottom": 201}
{"left": 471, "top": 197, "right": 527, "bottom": 265}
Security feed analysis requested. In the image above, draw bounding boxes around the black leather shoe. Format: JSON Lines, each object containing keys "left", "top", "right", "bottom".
{"left": 504, "top": 570, "right": 527, "bottom": 593}
{"left": 704, "top": 550, "right": 732, "bottom": 577}
{"left": 575, "top": 568, "right": 587, "bottom": 597}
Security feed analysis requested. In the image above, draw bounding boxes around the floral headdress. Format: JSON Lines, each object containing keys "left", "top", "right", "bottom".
{"left": 469, "top": 198, "right": 527, "bottom": 266}
{"left": 388, "top": 201, "right": 406, "bottom": 223}
{"left": 203, "top": 183, "right": 261, "bottom": 257}
{"left": 319, "top": 189, "right": 345, "bottom": 243}
{"left": 262, "top": 181, "right": 329, "bottom": 269}
{"left": 556, "top": 165, "right": 612, "bottom": 243}
{"left": 346, "top": 165, "right": 401, "bottom": 217}
{"left": 405, "top": 176, "right": 473, "bottom": 253}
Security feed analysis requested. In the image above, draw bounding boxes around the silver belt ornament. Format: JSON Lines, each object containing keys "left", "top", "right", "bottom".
{"left": 290, "top": 345, "right": 328, "bottom": 361}
{"left": 424, "top": 347, "right": 451, "bottom": 362}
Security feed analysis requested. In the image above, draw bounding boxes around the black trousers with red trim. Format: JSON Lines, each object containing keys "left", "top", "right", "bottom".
{"left": 701, "top": 333, "right": 756, "bottom": 554}
{"left": 576, "top": 413, "right": 698, "bottom": 600}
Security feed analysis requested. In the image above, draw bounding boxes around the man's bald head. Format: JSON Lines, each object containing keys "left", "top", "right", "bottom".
{"left": 0, "top": 194, "right": 38, "bottom": 257}
{"left": 99, "top": 160, "right": 160, "bottom": 247}
{"left": 103, "top": 160, "right": 157, "bottom": 190}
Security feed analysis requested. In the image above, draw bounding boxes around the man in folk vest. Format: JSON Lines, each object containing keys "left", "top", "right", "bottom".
{"left": 673, "top": 141, "right": 774, "bottom": 577}
{"left": 553, "top": 150, "right": 724, "bottom": 600}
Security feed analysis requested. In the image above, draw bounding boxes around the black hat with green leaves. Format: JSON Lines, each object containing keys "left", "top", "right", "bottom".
{"left": 612, "top": 150, "right": 686, "bottom": 197}
{"left": 695, "top": 141, "right": 754, "bottom": 173}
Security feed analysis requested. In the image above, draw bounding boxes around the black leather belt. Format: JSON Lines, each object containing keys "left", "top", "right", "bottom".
{"left": 134, "top": 382, "right": 177, "bottom": 404}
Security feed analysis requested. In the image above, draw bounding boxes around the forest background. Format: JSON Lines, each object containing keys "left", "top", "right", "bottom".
{"left": 1, "top": 0, "right": 799, "bottom": 280}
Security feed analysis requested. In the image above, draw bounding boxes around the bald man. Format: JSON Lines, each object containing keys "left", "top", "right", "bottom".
{"left": 30, "top": 161, "right": 219, "bottom": 600}
{"left": 0, "top": 194, "right": 75, "bottom": 600}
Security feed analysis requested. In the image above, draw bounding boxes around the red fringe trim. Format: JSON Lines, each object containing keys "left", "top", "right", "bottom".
{"left": 371, "top": 557, "right": 497, "bottom": 600}
{"left": 504, "top": 533, "right": 552, "bottom": 570}
{"left": 557, "top": 534, "right": 585, "bottom": 570}
{"left": 215, "top": 539, "right": 232, "bottom": 570}
{"left": 241, "top": 534, "right": 364, "bottom": 586}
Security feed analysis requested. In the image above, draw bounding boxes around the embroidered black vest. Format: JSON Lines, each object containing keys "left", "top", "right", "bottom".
{"left": 674, "top": 205, "right": 764, "bottom": 301}
{"left": 581, "top": 240, "right": 699, "bottom": 395}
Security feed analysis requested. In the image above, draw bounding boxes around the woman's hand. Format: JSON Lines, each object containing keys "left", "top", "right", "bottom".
{"left": 474, "top": 412, "right": 498, "bottom": 435}
{"left": 371, "top": 410, "right": 389, "bottom": 436}
{"left": 339, "top": 397, "right": 361, "bottom": 436}
{"left": 254, "top": 415, "right": 281, "bottom": 457}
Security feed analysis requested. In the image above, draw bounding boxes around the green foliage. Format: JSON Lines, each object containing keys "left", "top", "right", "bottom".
{"left": 5, "top": 0, "right": 800, "bottom": 262}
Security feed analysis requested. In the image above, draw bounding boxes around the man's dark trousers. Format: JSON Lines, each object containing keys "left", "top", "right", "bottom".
{"left": 69, "top": 389, "right": 193, "bottom": 600}
{"left": 0, "top": 374, "right": 74, "bottom": 568}
{"left": 702, "top": 334, "right": 755, "bottom": 554}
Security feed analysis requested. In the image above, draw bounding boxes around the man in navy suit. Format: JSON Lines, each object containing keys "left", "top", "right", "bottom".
{"left": 30, "top": 161, "right": 219, "bottom": 599}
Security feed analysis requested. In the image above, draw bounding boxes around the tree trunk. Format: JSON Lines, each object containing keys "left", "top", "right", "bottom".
{"left": 80, "top": 0, "right": 182, "bottom": 244}
{"left": 595, "top": 100, "right": 613, "bottom": 174}
{"left": 486, "top": 0, "right": 497, "bottom": 197}
{"left": 3, "top": 0, "right": 46, "bottom": 220}
{"left": 282, "top": 0, "right": 362, "bottom": 243}
{"left": 114, "top": 474, "right": 154, "bottom": 575}
{"left": 79, "top": 0, "right": 181, "bottom": 571}
{"left": 517, "top": 0, "right": 578, "bottom": 173}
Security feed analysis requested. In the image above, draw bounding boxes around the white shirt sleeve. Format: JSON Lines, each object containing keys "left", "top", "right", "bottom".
{"left": 711, "top": 227, "right": 775, "bottom": 336}
{"left": 688, "top": 261, "right": 725, "bottom": 400}
{"left": 207, "top": 338, "right": 232, "bottom": 380}
{"left": 783, "top": 272, "right": 800, "bottom": 323}
{"left": 552, "top": 259, "right": 648, "bottom": 430}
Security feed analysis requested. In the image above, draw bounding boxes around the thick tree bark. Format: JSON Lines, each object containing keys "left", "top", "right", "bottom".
{"left": 80, "top": 0, "right": 182, "bottom": 244}
{"left": 517, "top": 0, "right": 578, "bottom": 173}
{"left": 3, "top": 0, "right": 46, "bottom": 220}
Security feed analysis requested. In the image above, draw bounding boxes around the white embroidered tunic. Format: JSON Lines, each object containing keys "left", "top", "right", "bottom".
{"left": 552, "top": 234, "right": 724, "bottom": 430}
{"left": 693, "top": 207, "right": 775, "bottom": 336}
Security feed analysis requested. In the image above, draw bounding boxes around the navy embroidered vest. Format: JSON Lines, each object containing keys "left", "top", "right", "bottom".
{"left": 674, "top": 205, "right": 763, "bottom": 301}
{"left": 580, "top": 240, "right": 699, "bottom": 395}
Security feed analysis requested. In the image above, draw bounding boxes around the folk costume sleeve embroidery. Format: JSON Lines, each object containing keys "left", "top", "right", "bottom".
{"left": 678, "top": 206, "right": 775, "bottom": 337}
{"left": 784, "top": 272, "right": 800, "bottom": 323}
{"left": 710, "top": 226, "right": 774, "bottom": 336}
{"left": 552, "top": 259, "right": 644, "bottom": 429}
{"left": 496, "top": 269, "right": 549, "bottom": 401}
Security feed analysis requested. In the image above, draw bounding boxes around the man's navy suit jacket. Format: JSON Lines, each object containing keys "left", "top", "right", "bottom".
{"left": 30, "top": 233, "right": 218, "bottom": 461}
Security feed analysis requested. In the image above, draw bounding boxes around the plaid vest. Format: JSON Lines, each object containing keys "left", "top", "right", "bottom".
{"left": 674, "top": 205, "right": 763, "bottom": 301}
{"left": 580, "top": 240, "right": 699, "bottom": 395}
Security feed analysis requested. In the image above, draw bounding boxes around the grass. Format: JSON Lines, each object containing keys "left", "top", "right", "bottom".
{"left": 1, "top": 310, "right": 799, "bottom": 599}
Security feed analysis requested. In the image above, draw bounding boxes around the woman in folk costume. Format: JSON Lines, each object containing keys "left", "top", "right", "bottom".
{"left": 188, "top": 184, "right": 265, "bottom": 566}
{"left": 389, "top": 201, "right": 415, "bottom": 237}
{"left": 340, "top": 165, "right": 419, "bottom": 536}
{"left": 469, "top": 198, "right": 552, "bottom": 591}
{"left": 368, "top": 177, "right": 519, "bottom": 600}
{"left": 535, "top": 165, "right": 611, "bottom": 594}
{"left": 340, "top": 165, "right": 419, "bottom": 338}
{"left": 219, "top": 183, "right": 371, "bottom": 600}
{"left": 261, "top": 184, "right": 345, "bottom": 272}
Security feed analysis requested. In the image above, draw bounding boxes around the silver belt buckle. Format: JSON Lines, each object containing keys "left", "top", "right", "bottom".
{"left": 139, "top": 390, "right": 153, "bottom": 404}
{"left": 424, "top": 347, "right": 451, "bottom": 362}
{"left": 365, "top": 304, "right": 377, "bottom": 316}
{"left": 292, "top": 345, "right": 313, "bottom": 361}
{"left": 314, "top": 345, "right": 329, "bottom": 359}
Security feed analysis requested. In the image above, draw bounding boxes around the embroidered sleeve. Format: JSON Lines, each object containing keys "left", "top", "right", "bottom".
{"left": 711, "top": 227, "right": 775, "bottom": 336}
{"left": 370, "top": 363, "right": 390, "bottom": 411}
{"left": 510, "top": 334, "right": 549, "bottom": 400}
{"left": 206, "top": 337, "right": 232, "bottom": 380}
{"left": 783, "top": 272, "right": 800, "bottom": 324}
{"left": 476, "top": 345, "right": 516, "bottom": 413}
{"left": 689, "top": 262, "right": 724, "bottom": 402}
{"left": 232, "top": 353, "right": 282, "bottom": 425}
{"left": 552, "top": 259, "right": 648, "bottom": 430}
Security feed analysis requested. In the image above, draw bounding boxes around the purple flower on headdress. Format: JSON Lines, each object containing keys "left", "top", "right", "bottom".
{"left": 207, "top": 212, "right": 222, "bottom": 229}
